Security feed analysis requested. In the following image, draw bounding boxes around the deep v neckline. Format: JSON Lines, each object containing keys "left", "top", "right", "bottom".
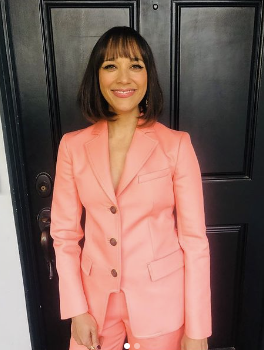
{"left": 85, "top": 118, "right": 158, "bottom": 202}
{"left": 107, "top": 123, "right": 137, "bottom": 195}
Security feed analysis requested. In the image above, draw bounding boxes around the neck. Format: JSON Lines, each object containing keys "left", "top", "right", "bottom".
{"left": 107, "top": 113, "right": 139, "bottom": 139}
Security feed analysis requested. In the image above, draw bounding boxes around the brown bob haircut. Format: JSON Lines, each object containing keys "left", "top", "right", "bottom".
{"left": 77, "top": 26, "right": 163, "bottom": 128}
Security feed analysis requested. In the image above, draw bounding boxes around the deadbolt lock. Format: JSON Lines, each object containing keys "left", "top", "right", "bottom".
{"left": 35, "top": 172, "right": 53, "bottom": 198}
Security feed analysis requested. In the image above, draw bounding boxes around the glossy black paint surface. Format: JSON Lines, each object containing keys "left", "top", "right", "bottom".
{"left": 0, "top": 1, "right": 264, "bottom": 350}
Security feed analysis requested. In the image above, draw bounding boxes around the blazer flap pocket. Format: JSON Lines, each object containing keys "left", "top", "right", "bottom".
{"left": 81, "top": 252, "right": 93, "bottom": 276}
{"left": 138, "top": 167, "right": 171, "bottom": 183}
{"left": 147, "top": 249, "right": 184, "bottom": 282}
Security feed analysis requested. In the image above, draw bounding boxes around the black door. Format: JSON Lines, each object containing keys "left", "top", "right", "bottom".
{"left": 0, "top": 0, "right": 264, "bottom": 349}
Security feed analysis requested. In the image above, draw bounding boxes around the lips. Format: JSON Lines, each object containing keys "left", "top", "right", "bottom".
{"left": 112, "top": 89, "right": 136, "bottom": 98}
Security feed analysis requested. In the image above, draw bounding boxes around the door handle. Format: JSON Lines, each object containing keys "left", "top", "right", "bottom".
{"left": 41, "top": 228, "right": 53, "bottom": 280}
{"left": 37, "top": 208, "right": 54, "bottom": 280}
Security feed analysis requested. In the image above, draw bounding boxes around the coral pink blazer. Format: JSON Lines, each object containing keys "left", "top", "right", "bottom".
{"left": 50, "top": 119, "right": 212, "bottom": 339}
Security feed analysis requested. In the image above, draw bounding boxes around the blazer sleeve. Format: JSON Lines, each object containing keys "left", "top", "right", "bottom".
{"left": 50, "top": 134, "right": 88, "bottom": 319}
{"left": 173, "top": 132, "right": 212, "bottom": 339}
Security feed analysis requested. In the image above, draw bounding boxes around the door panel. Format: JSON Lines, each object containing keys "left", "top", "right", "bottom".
{"left": 1, "top": 0, "right": 264, "bottom": 349}
{"left": 175, "top": 5, "right": 255, "bottom": 174}
{"left": 172, "top": 3, "right": 264, "bottom": 348}
{"left": 44, "top": 3, "right": 136, "bottom": 135}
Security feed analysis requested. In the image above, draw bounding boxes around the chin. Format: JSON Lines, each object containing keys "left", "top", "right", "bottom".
{"left": 111, "top": 106, "right": 139, "bottom": 115}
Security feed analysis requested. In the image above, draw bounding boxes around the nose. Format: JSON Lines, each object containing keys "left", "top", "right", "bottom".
{"left": 116, "top": 67, "right": 131, "bottom": 84}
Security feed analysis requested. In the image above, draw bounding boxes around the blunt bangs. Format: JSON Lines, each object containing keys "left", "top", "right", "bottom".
{"left": 101, "top": 36, "right": 144, "bottom": 64}
{"left": 77, "top": 26, "right": 163, "bottom": 127}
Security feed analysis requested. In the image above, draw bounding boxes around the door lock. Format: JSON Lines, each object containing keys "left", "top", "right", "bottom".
{"left": 35, "top": 172, "right": 53, "bottom": 198}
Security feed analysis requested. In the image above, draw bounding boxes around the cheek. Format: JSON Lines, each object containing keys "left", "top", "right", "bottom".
{"left": 139, "top": 73, "right": 148, "bottom": 92}
{"left": 99, "top": 80, "right": 113, "bottom": 104}
{"left": 99, "top": 73, "right": 112, "bottom": 93}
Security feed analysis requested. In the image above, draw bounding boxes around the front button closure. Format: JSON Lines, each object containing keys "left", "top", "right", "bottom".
{"left": 111, "top": 269, "right": 118, "bottom": 277}
{"left": 110, "top": 238, "right": 117, "bottom": 246}
{"left": 110, "top": 205, "right": 117, "bottom": 214}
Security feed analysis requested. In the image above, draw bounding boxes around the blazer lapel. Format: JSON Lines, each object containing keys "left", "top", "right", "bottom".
{"left": 85, "top": 120, "right": 116, "bottom": 204}
{"left": 84, "top": 119, "right": 158, "bottom": 203}
{"left": 116, "top": 123, "right": 158, "bottom": 197}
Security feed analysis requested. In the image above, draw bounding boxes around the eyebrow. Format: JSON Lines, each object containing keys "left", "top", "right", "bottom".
{"left": 103, "top": 57, "right": 144, "bottom": 63}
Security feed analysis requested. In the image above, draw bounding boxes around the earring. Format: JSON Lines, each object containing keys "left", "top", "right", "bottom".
{"left": 146, "top": 99, "right": 148, "bottom": 108}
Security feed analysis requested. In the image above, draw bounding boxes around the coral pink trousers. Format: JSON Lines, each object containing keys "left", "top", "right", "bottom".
{"left": 70, "top": 289, "right": 185, "bottom": 350}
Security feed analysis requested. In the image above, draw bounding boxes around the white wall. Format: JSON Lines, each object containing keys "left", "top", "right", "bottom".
{"left": 0, "top": 115, "right": 32, "bottom": 349}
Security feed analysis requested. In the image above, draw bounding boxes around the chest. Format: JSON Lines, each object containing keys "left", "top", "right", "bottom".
{"left": 108, "top": 134, "right": 134, "bottom": 193}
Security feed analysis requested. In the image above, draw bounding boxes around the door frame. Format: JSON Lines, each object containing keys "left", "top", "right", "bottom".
{"left": 0, "top": 1, "right": 43, "bottom": 349}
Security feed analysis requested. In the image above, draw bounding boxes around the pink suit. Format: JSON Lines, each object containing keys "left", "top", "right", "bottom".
{"left": 50, "top": 119, "right": 212, "bottom": 343}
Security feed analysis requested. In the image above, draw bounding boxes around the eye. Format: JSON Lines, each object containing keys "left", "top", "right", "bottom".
{"left": 131, "top": 64, "right": 144, "bottom": 70}
{"left": 102, "top": 64, "right": 116, "bottom": 70}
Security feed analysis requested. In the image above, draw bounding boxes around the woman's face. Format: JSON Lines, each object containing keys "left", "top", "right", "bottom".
{"left": 99, "top": 53, "right": 147, "bottom": 118}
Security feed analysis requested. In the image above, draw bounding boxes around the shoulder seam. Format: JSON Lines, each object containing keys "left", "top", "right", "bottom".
{"left": 61, "top": 133, "right": 72, "bottom": 161}
{"left": 174, "top": 131, "right": 188, "bottom": 173}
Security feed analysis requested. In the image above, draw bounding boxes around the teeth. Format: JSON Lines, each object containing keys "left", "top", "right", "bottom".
{"left": 115, "top": 90, "right": 134, "bottom": 94}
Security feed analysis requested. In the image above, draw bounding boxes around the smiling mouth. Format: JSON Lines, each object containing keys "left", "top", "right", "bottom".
{"left": 112, "top": 89, "right": 136, "bottom": 93}
{"left": 112, "top": 89, "right": 136, "bottom": 98}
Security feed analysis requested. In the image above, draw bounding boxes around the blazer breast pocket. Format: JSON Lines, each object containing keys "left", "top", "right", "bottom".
{"left": 138, "top": 167, "right": 171, "bottom": 183}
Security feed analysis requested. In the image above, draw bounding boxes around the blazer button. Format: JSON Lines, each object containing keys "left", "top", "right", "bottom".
{"left": 109, "top": 206, "right": 117, "bottom": 214}
{"left": 111, "top": 269, "right": 118, "bottom": 277}
{"left": 110, "top": 238, "right": 117, "bottom": 246}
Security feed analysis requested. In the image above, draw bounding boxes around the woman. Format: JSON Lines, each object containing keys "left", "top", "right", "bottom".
{"left": 50, "top": 26, "right": 212, "bottom": 350}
